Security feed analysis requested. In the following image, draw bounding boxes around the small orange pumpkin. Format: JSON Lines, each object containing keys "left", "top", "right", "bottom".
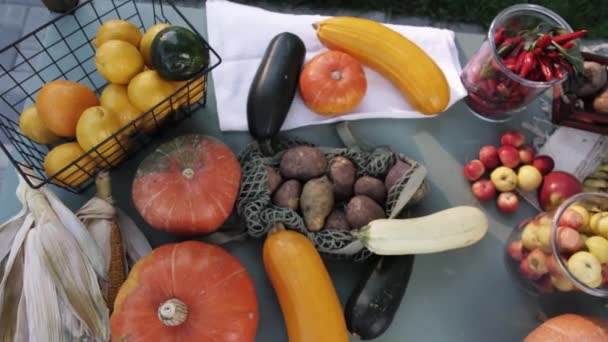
{"left": 299, "top": 50, "right": 367, "bottom": 116}
{"left": 110, "top": 241, "right": 259, "bottom": 341}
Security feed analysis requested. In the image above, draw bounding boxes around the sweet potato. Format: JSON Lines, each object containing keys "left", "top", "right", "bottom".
{"left": 385, "top": 159, "right": 411, "bottom": 191}
{"left": 272, "top": 179, "right": 301, "bottom": 210}
{"left": 346, "top": 195, "right": 386, "bottom": 229}
{"left": 328, "top": 156, "right": 356, "bottom": 200}
{"left": 324, "top": 209, "right": 351, "bottom": 231}
{"left": 354, "top": 176, "right": 386, "bottom": 205}
{"left": 266, "top": 166, "right": 283, "bottom": 194}
{"left": 301, "top": 176, "right": 334, "bottom": 231}
{"left": 280, "top": 146, "right": 327, "bottom": 181}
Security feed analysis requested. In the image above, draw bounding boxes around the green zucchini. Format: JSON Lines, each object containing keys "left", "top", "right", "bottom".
{"left": 345, "top": 255, "right": 415, "bottom": 340}
{"left": 151, "top": 26, "right": 209, "bottom": 81}
{"left": 247, "top": 32, "right": 305, "bottom": 154}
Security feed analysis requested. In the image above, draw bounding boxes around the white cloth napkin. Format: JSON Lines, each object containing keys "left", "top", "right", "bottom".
{"left": 206, "top": 0, "right": 467, "bottom": 132}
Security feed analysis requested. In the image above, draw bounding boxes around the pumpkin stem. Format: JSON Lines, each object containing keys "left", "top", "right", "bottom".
{"left": 182, "top": 168, "right": 195, "bottom": 179}
{"left": 331, "top": 70, "right": 342, "bottom": 81}
{"left": 158, "top": 298, "right": 188, "bottom": 326}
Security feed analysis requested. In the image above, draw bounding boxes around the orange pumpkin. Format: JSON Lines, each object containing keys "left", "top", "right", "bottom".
{"left": 299, "top": 50, "right": 367, "bottom": 116}
{"left": 111, "top": 241, "right": 259, "bottom": 341}
{"left": 131, "top": 135, "right": 241, "bottom": 234}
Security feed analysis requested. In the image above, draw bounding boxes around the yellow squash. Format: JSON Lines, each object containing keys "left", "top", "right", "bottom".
{"left": 263, "top": 228, "right": 349, "bottom": 342}
{"left": 314, "top": 16, "right": 450, "bottom": 115}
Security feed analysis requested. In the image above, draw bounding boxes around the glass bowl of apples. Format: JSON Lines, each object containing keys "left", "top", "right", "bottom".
{"left": 506, "top": 192, "right": 608, "bottom": 297}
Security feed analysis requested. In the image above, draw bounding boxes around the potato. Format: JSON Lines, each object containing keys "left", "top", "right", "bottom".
{"left": 328, "top": 156, "right": 356, "bottom": 200}
{"left": 280, "top": 146, "right": 327, "bottom": 181}
{"left": 301, "top": 176, "right": 334, "bottom": 231}
{"left": 266, "top": 166, "right": 283, "bottom": 194}
{"left": 354, "top": 176, "right": 386, "bottom": 205}
{"left": 346, "top": 195, "right": 386, "bottom": 229}
{"left": 272, "top": 180, "right": 301, "bottom": 210}
{"left": 576, "top": 62, "right": 607, "bottom": 98}
{"left": 385, "top": 159, "right": 411, "bottom": 191}
{"left": 593, "top": 89, "right": 608, "bottom": 114}
{"left": 324, "top": 209, "right": 350, "bottom": 231}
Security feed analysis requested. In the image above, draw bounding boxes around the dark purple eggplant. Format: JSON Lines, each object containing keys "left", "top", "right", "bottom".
{"left": 247, "top": 32, "right": 305, "bottom": 154}
{"left": 345, "top": 255, "right": 415, "bottom": 340}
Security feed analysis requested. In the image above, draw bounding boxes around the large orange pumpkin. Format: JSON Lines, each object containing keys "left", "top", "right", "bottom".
{"left": 131, "top": 135, "right": 241, "bottom": 234}
{"left": 299, "top": 50, "right": 367, "bottom": 116}
{"left": 110, "top": 241, "right": 259, "bottom": 341}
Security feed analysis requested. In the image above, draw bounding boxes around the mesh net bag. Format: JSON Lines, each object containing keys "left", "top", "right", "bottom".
{"left": 236, "top": 135, "right": 428, "bottom": 262}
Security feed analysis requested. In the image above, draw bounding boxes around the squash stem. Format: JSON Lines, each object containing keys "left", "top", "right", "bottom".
{"left": 158, "top": 298, "right": 188, "bottom": 326}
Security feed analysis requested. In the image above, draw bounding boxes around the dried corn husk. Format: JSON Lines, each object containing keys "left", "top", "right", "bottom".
{"left": 76, "top": 171, "right": 152, "bottom": 311}
{"left": 0, "top": 169, "right": 109, "bottom": 341}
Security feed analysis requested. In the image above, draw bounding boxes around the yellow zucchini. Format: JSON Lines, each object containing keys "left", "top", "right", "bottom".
{"left": 314, "top": 16, "right": 450, "bottom": 115}
{"left": 263, "top": 228, "right": 349, "bottom": 342}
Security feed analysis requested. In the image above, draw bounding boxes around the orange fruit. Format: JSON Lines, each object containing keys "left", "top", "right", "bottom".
{"left": 44, "top": 142, "right": 96, "bottom": 187}
{"left": 36, "top": 80, "right": 99, "bottom": 137}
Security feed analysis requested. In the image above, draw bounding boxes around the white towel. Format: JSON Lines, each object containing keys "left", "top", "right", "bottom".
{"left": 206, "top": 0, "right": 467, "bottom": 132}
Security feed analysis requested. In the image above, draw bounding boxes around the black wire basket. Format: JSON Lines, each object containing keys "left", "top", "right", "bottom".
{"left": 0, "top": 0, "right": 221, "bottom": 193}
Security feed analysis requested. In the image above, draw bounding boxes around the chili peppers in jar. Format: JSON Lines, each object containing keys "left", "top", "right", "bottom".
{"left": 460, "top": 4, "right": 586, "bottom": 122}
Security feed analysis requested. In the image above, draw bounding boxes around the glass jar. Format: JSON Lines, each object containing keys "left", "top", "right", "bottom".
{"left": 506, "top": 192, "right": 608, "bottom": 297}
{"left": 460, "top": 4, "right": 573, "bottom": 122}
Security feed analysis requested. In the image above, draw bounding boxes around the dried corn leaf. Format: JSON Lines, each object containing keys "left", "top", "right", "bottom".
{"left": 43, "top": 188, "right": 107, "bottom": 281}
{"left": 116, "top": 208, "right": 152, "bottom": 267}
{"left": 77, "top": 197, "right": 115, "bottom": 270}
{"left": 38, "top": 216, "right": 109, "bottom": 339}
{"left": 14, "top": 289, "right": 28, "bottom": 341}
{"left": 24, "top": 228, "right": 62, "bottom": 341}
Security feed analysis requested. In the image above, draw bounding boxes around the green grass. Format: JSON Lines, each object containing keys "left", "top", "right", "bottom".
{"left": 235, "top": 0, "right": 608, "bottom": 39}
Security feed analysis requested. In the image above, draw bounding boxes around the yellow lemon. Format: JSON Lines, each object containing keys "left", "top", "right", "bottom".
{"left": 18, "top": 105, "right": 61, "bottom": 144}
{"left": 100, "top": 84, "right": 144, "bottom": 132}
{"left": 76, "top": 106, "right": 128, "bottom": 168}
{"left": 127, "top": 70, "right": 180, "bottom": 129}
{"left": 96, "top": 40, "right": 144, "bottom": 85}
{"left": 173, "top": 76, "right": 206, "bottom": 108}
{"left": 139, "top": 23, "right": 170, "bottom": 68}
{"left": 93, "top": 19, "right": 142, "bottom": 48}
{"left": 44, "top": 142, "right": 96, "bottom": 187}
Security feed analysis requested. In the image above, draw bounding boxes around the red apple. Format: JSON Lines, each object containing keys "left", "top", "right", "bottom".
{"left": 519, "top": 248, "right": 548, "bottom": 279}
{"left": 463, "top": 160, "right": 485, "bottom": 181}
{"left": 558, "top": 208, "right": 585, "bottom": 230}
{"left": 471, "top": 179, "right": 496, "bottom": 201}
{"left": 497, "top": 191, "right": 519, "bottom": 213}
{"left": 508, "top": 240, "right": 524, "bottom": 261}
{"left": 498, "top": 145, "right": 520, "bottom": 168}
{"left": 546, "top": 255, "right": 563, "bottom": 276}
{"left": 557, "top": 226, "right": 584, "bottom": 253}
{"left": 532, "top": 155, "right": 555, "bottom": 175}
{"left": 518, "top": 145, "right": 536, "bottom": 164}
{"left": 538, "top": 171, "right": 582, "bottom": 211}
{"left": 500, "top": 130, "right": 525, "bottom": 148}
{"left": 602, "top": 264, "right": 608, "bottom": 285}
{"left": 479, "top": 145, "right": 500, "bottom": 169}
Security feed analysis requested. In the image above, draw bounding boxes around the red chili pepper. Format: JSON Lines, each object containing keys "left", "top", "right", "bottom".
{"left": 497, "top": 36, "right": 522, "bottom": 57}
{"left": 552, "top": 29, "right": 588, "bottom": 45}
{"left": 538, "top": 56, "right": 553, "bottom": 81}
{"left": 558, "top": 59, "right": 574, "bottom": 75}
{"left": 497, "top": 82, "right": 510, "bottom": 97}
{"left": 487, "top": 77, "right": 497, "bottom": 91}
{"left": 494, "top": 26, "right": 506, "bottom": 45}
{"left": 553, "top": 64, "right": 564, "bottom": 79}
{"left": 536, "top": 34, "right": 553, "bottom": 49}
{"left": 534, "top": 47, "right": 543, "bottom": 55}
{"left": 546, "top": 51, "right": 559, "bottom": 59}
{"left": 518, "top": 52, "right": 536, "bottom": 78}
{"left": 515, "top": 52, "right": 526, "bottom": 73}
{"left": 507, "top": 41, "right": 525, "bottom": 59}
{"left": 562, "top": 41, "right": 575, "bottom": 49}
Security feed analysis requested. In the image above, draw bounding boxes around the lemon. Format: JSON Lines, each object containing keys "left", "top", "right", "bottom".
{"left": 76, "top": 106, "right": 127, "bottom": 168}
{"left": 96, "top": 40, "right": 144, "bottom": 85}
{"left": 173, "top": 76, "right": 206, "bottom": 107}
{"left": 44, "top": 142, "right": 96, "bottom": 187}
{"left": 18, "top": 105, "right": 61, "bottom": 144}
{"left": 127, "top": 70, "right": 181, "bottom": 127}
{"left": 93, "top": 19, "right": 142, "bottom": 48}
{"left": 139, "top": 23, "right": 170, "bottom": 68}
{"left": 100, "top": 84, "right": 144, "bottom": 132}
